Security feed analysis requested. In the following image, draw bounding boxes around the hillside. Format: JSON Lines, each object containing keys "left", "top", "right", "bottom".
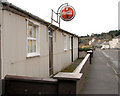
{"left": 79, "top": 30, "right": 120, "bottom": 48}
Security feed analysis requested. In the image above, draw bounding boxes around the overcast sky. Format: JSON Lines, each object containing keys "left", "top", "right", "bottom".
{"left": 7, "top": 0, "right": 119, "bottom": 36}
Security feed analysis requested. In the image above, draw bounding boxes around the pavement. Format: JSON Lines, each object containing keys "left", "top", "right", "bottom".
{"left": 81, "top": 50, "right": 118, "bottom": 94}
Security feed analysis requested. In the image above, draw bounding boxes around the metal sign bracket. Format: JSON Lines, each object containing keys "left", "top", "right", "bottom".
{"left": 51, "top": 3, "right": 69, "bottom": 28}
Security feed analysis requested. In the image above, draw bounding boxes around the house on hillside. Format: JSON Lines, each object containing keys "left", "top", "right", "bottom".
{"left": 89, "top": 37, "right": 95, "bottom": 45}
{"left": 109, "top": 35, "right": 120, "bottom": 49}
{"left": 95, "top": 40, "right": 104, "bottom": 48}
{"left": 0, "top": 1, "right": 79, "bottom": 82}
{"left": 101, "top": 42, "right": 110, "bottom": 49}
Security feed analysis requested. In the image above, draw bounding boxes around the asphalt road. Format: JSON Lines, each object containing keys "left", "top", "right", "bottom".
{"left": 101, "top": 49, "right": 119, "bottom": 74}
{"left": 82, "top": 50, "right": 119, "bottom": 94}
{"left": 101, "top": 49, "right": 120, "bottom": 95}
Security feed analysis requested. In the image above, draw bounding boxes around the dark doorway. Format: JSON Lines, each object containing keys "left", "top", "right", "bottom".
{"left": 71, "top": 36, "right": 73, "bottom": 62}
{"left": 49, "top": 30, "right": 53, "bottom": 76}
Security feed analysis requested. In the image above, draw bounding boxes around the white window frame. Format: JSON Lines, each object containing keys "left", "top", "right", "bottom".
{"left": 27, "top": 21, "right": 40, "bottom": 57}
{"left": 64, "top": 35, "right": 67, "bottom": 51}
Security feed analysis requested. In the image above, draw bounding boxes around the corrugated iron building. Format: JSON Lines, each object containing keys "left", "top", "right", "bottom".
{"left": 0, "top": 1, "right": 79, "bottom": 80}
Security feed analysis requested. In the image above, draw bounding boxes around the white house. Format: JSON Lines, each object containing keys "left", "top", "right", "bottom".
{"left": 101, "top": 42, "right": 110, "bottom": 49}
{"left": 89, "top": 37, "right": 95, "bottom": 45}
{"left": 109, "top": 36, "right": 120, "bottom": 49}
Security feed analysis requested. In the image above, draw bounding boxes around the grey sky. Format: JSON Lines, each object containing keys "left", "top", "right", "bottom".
{"left": 7, "top": 0, "right": 119, "bottom": 36}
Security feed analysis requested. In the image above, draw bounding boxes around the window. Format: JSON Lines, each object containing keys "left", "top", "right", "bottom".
{"left": 27, "top": 21, "right": 40, "bottom": 57}
{"left": 64, "top": 35, "right": 67, "bottom": 51}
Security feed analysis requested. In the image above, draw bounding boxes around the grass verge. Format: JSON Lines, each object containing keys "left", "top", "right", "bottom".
{"left": 61, "top": 59, "right": 83, "bottom": 72}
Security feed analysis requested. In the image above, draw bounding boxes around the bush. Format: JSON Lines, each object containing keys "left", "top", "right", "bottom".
{"left": 79, "top": 47, "right": 92, "bottom": 52}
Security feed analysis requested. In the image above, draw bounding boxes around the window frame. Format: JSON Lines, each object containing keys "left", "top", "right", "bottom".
{"left": 26, "top": 21, "right": 40, "bottom": 57}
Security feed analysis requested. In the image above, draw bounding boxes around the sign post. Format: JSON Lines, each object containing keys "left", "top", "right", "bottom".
{"left": 51, "top": 3, "right": 76, "bottom": 27}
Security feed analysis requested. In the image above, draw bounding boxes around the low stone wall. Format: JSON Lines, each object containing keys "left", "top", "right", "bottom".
{"left": 53, "top": 53, "right": 90, "bottom": 95}
{"left": 5, "top": 75, "right": 58, "bottom": 96}
{"left": 3, "top": 51, "right": 93, "bottom": 96}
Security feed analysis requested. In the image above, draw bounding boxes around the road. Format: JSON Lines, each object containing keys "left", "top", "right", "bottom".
{"left": 82, "top": 50, "right": 119, "bottom": 94}
{"left": 101, "top": 49, "right": 119, "bottom": 74}
{"left": 101, "top": 49, "right": 120, "bottom": 95}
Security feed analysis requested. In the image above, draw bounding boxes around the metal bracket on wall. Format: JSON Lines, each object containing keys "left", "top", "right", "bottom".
{"left": 50, "top": 3, "right": 68, "bottom": 28}
{"left": 51, "top": 9, "right": 61, "bottom": 27}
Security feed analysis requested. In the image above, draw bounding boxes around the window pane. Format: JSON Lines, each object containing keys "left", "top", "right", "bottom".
{"left": 28, "top": 40, "right": 30, "bottom": 53}
{"left": 28, "top": 24, "right": 33, "bottom": 37}
{"left": 33, "top": 40, "right": 36, "bottom": 52}
{"left": 29, "top": 40, "right": 32, "bottom": 53}
{"left": 33, "top": 26, "right": 36, "bottom": 38}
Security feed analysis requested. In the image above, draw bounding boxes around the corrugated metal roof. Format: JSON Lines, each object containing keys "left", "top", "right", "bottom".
{"left": 0, "top": 1, "right": 79, "bottom": 37}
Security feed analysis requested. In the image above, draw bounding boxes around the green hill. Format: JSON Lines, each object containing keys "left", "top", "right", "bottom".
{"left": 79, "top": 30, "right": 120, "bottom": 49}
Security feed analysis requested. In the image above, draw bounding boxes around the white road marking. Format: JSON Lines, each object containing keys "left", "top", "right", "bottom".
{"left": 103, "top": 54, "right": 119, "bottom": 83}
{"left": 101, "top": 51, "right": 120, "bottom": 82}
{"left": 102, "top": 51, "right": 118, "bottom": 70}
{"left": 111, "top": 66, "right": 120, "bottom": 83}
{"left": 106, "top": 63, "right": 110, "bottom": 67}
{"left": 111, "top": 66, "right": 117, "bottom": 74}
{"left": 115, "top": 75, "right": 118, "bottom": 81}
{"left": 102, "top": 51, "right": 110, "bottom": 58}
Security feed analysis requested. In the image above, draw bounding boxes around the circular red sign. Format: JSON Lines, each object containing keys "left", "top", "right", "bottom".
{"left": 60, "top": 5, "right": 76, "bottom": 21}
